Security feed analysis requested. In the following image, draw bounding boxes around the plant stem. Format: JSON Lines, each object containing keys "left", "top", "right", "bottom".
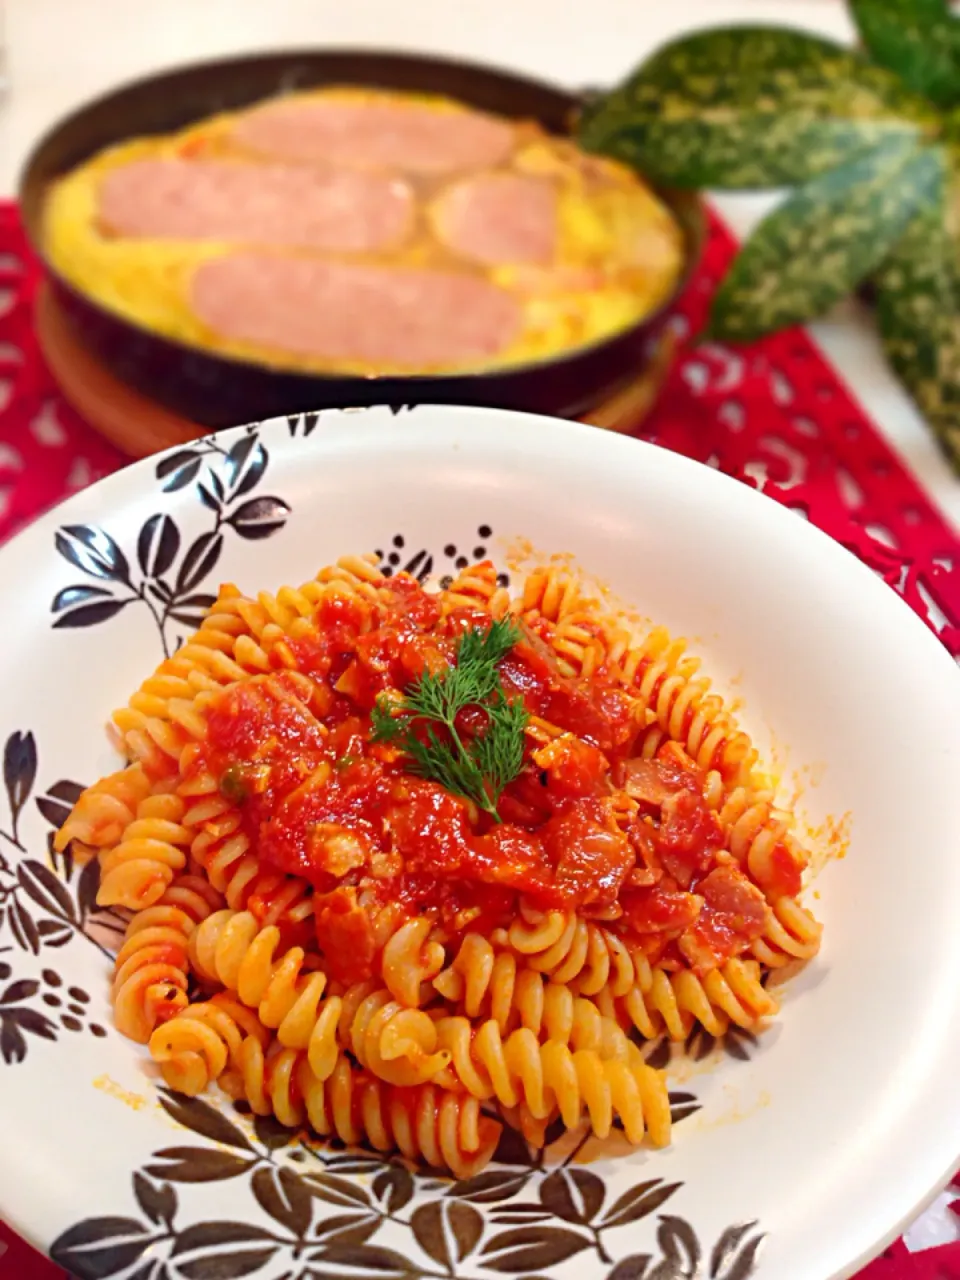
{"left": 590, "top": 1225, "right": 613, "bottom": 1265}
{"left": 0, "top": 829, "right": 24, "bottom": 856}
{"left": 561, "top": 1129, "right": 594, "bottom": 1168}
{"left": 136, "top": 583, "right": 172, "bottom": 659}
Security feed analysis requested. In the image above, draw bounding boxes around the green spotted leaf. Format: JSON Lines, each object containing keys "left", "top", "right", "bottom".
{"left": 576, "top": 26, "right": 936, "bottom": 188}
{"left": 873, "top": 163, "right": 960, "bottom": 471}
{"left": 707, "top": 137, "right": 945, "bottom": 342}
{"left": 850, "top": 0, "right": 960, "bottom": 109}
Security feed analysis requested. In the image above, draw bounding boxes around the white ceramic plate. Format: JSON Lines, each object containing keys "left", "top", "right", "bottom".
{"left": 1, "top": 404, "right": 959, "bottom": 1280}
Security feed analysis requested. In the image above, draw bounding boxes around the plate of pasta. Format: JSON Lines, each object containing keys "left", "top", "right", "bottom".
{"left": 0, "top": 404, "right": 958, "bottom": 1280}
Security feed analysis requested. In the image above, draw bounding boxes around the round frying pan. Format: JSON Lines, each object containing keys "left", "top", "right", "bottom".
{"left": 19, "top": 49, "right": 704, "bottom": 429}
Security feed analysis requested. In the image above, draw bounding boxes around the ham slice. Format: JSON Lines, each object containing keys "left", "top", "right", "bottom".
{"left": 232, "top": 96, "right": 516, "bottom": 174}
{"left": 433, "top": 172, "right": 558, "bottom": 266}
{"left": 98, "top": 158, "right": 413, "bottom": 253}
{"left": 190, "top": 253, "right": 522, "bottom": 368}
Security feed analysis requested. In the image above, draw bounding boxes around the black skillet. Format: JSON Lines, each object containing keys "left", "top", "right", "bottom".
{"left": 18, "top": 49, "right": 704, "bottom": 429}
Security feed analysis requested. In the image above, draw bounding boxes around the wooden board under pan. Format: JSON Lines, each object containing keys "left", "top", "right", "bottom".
{"left": 35, "top": 279, "right": 680, "bottom": 457}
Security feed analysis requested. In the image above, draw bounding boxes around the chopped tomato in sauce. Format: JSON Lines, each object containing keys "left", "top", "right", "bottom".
{"left": 194, "top": 573, "right": 785, "bottom": 975}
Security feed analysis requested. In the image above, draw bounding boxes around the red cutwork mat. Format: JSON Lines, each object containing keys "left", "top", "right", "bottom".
{"left": 0, "top": 200, "right": 959, "bottom": 1279}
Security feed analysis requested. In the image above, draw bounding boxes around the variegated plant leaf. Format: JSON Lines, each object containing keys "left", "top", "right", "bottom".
{"left": 706, "top": 138, "right": 944, "bottom": 342}
{"left": 850, "top": 0, "right": 960, "bottom": 109}
{"left": 576, "top": 26, "right": 937, "bottom": 188}
{"left": 873, "top": 162, "right": 960, "bottom": 471}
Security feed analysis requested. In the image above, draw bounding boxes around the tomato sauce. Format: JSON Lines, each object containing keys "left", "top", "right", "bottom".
{"left": 192, "top": 571, "right": 782, "bottom": 978}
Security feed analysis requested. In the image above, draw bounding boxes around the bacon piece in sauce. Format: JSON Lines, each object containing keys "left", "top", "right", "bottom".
{"left": 501, "top": 622, "right": 637, "bottom": 752}
{"left": 677, "top": 865, "right": 769, "bottom": 973}
{"left": 622, "top": 884, "right": 703, "bottom": 937}
{"left": 541, "top": 799, "right": 635, "bottom": 908}
{"left": 191, "top": 254, "right": 523, "bottom": 368}
{"left": 532, "top": 733, "right": 609, "bottom": 797}
{"left": 657, "top": 789, "right": 724, "bottom": 889}
{"left": 314, "top": 886, "right": 378, "bottom": 985}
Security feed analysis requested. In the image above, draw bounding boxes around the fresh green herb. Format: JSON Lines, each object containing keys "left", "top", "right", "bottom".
{"left": 336, "top": 754, "right": 359, "bottom": 771}
{"left": 370, "top": 617, "right": 529, "bottom": 822}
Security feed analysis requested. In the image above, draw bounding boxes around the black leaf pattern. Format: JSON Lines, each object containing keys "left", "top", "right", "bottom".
{"left": 251, "top": 1166, "right": 312, "bottom": 1237}
{"left": 539, "top": 1169, "right": 605, "bottom": 1225}
{"left": 310, "top": 1213, "right": 380, "bottom": 1248}
{"left": 1, "top": 978, "right": 38, "bottom": 1003}
{"left": 225, "top": 434, "right": 258, "bottom": 487}
{"left": 411, "top": 1200, "right": 484, "bottom": 1269}
{"left": 17, "top": 859, "right": 78, "bottom": 923}
{"left": 157, "top": 1091, "right": 256, "bottom": 1150}
{"left": 6, "top": 1007, "right": 56, "bottom": 1039}
{"left": 76, "top": 858, "right": 102, "bottom": 917}
{"left": 50, "top": 1216, "right": 153, "bottom": 1278}
{"left": 226, "top": 496, "right": 291, "bottom": 540}
{"left": 252, "top": 1113, "right": 299, "bottom": 1151}
{"left": 178, "top": 1248, "right": 278, "bottom": 1280}
{"left": 175, "top": 532, "right": 224, "bottom": 596}
{"left": 9, "top": 898, "right": 40, "bottom": 953}
{"left": 372, "top": 1166, "right": 414, "bottom": 1214}
{"left": 132, "top": 1172, "right": 177, "bottom": 1229}
{"left": 0, "top": 1016, "right": 25, "bottom": 1063}
{"left": 609, "top": 1255, "right": 653, "bottom": 1280}
{"left": 51, "top": 583, "right": 116, "bottom": 613}
{"left": 156, "top": 450, "right": 203, "bottom": 493}
{"left": 288, "top": 411, "right": 320, "bottom": 437}
{"left": 311, "top": 1242, "right": 414, "bottom": 1276}
{"left": 322, "top": 1154, "right": 388, "bottom": 1176}
{"left": 480, "top": 1225, "right": 592, "bottom": 1272}
{"left": 447, "top": 1170, "right": 531, "bottom": 1203}
{"left": 643, "top": 1038, "right": 672, "bottom": 1071}
{"left": 35, "top": 778, "right": 84, "bottom": 834}
{"left": 53, "top": 597, "right": 130, "bottom": 629}
{"left": 197, "top": 483, "right": 222, "bottom": 514}
{"left": 302, "top": 1171, "right": 373, "bottom": 1209}
{"left": 710, "top": 1223, "right": 765, "bottom": 1279}
{"left": 655, "top": 1216, "right": 701, "bottom": 1277}
{"left": 489, "top": 1206, "right": 554, "bottom": 1226}
{"left": 228, "top": 439, "right": 269, "bottom": 498}
{"left": 55, "top": 525, "right": 131, "bottom": 584}
{"left": 128, "top": 1263, "right": 164, "bottom": 1280}
{"left": 670, "top": 1099, "right": 703, "bottom": 1125}
{"left": 36, "top": 920, "right": 73, "bottom": 946}
{"left": 144, "top": 1147, "right": 256, "bottom": 1183}
{"left": 171, "top": 1223, "right": 279, "bottom": 1256}
{"left": 3, "top": 731, "right": 36, "bottom": 837}
{"left": 137, "top": 514, "right": 181, "bottom": 579}
{"left": 601, "top": 1181, "right": 682, "bottom": 1230}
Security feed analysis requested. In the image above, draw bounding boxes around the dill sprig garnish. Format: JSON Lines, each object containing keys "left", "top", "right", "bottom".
{"left": 370, "top": 617, "right": 529, "bottom": 822}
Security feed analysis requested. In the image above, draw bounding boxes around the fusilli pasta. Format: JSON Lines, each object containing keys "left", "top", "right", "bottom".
{"left": 59, "top": 555, "right": 826, "bottom": 1172}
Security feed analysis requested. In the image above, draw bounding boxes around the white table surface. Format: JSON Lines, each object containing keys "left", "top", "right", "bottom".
{"left": 0, "top": 0, "right": 958, "bottom": 1259}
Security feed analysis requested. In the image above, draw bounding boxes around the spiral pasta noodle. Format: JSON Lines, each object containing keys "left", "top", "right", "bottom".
{"left": 592, "top": 958, "right": 778, "bottom": 1042}
{"left": 435, "top": 1017, "right": 670, "bottom": 1146}
{"left": 227, "top": 1044, "right": 501, "bottom": 1177}
{"left": 112, "top": 873, "right": 224, "bottom": 1042}
{"left": 60, "top": 553, "right": 828, "bottom": 1172}
{"left": 53, "top": 763, "right": 152, "bottom": 858}
{"left": 96, "top": 779, "right": 196, "bottom": 910}
{"left": 508, "top": 907, "right": 652, "bottom": 996}
{"left": 149, "top": 993, "right": 270, "bottom": 1095}
{"left": 434, "top": 933, "right": 631, "bottom": 1056}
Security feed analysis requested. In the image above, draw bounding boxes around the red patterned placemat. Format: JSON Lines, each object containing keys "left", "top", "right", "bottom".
{"left": 0, "top": 199, "right": 958, "bottom": 1279}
